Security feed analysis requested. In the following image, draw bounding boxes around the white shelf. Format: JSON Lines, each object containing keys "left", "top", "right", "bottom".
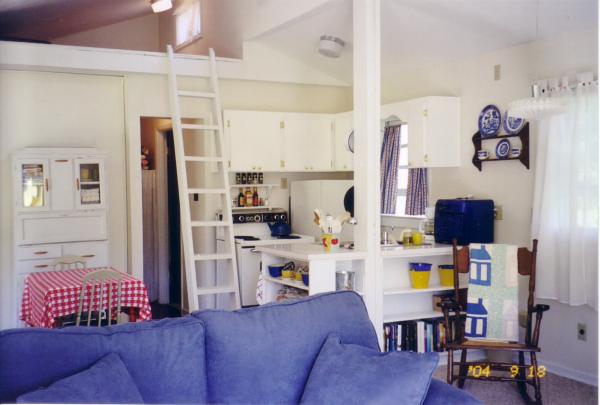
{"left": 383, "top": 285, "right": 454, "bottom": 296}
{"left": 264, "top": 275, "right": 309, "bottom": 291}
{"left": 384, "top": 310, "right": 465, "bottom": 323}
{"left": 230, "top": 184, "right": 278, "bottom": 188}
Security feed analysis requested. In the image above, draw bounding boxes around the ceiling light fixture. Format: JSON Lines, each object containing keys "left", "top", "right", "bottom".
{"left": 150, "top": 0, "right": 172, "bottom": 13}
{"left": 318, "top": 35, "right": 345, "bottom": 58}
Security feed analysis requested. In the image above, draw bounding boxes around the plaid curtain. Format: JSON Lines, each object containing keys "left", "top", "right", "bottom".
{"left": 405, "top": 168, "right": 428, "bottom": 215}
{"left": 380, "top": 125, "right": 402, "bottom": 214}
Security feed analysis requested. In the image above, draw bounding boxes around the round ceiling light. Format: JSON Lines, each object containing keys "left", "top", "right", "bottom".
{"left": 318, "top": 35, "right": 345, "bottom": 58}
{"left": 151, "top": 0, "right": 173, "bottom": 13}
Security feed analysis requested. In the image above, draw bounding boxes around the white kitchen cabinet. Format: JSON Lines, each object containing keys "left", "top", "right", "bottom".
{"left": 49, "top": 158, "right": 75, "bottom": 211}
{"left": 333, "top": 111, "right": 354, "bottom": 171}
{"left": 224, "top": 110, "right": 282, "bottom": 172}
{"left": 407, "top": 97, "right": 460, "bottom": 168}
{"left": 282, "top": 113, "right": 333, "bottom": 171}
{"left": 16, "top": 159, "right": 50, "bottom": 212}
{"left": 75, "top": 158, "right": 106, "bottom": 209}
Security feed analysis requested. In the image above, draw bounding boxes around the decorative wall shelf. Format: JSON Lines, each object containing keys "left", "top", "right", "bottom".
{"left": 471, "top": 122, "right": 530, "bottom": 171}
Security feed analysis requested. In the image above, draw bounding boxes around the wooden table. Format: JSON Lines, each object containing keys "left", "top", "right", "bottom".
{"left": 20, "top": 267, "right": 152, "bottom": 328}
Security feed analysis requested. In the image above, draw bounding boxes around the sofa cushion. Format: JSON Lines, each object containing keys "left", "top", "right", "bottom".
{"left": 16, "top": 353, "right": 143, "bottom": 404}
{"left": 193, "top": 291, "right": 379, "bottom": 404}
{"left": 300, "top": 335, "right": 438, "bottom": 405}
{"left": 0, "top": 317, "right": 207, "bottom": 404}
{"left": 423, "top": 379, "right": 482, "bottom": 405}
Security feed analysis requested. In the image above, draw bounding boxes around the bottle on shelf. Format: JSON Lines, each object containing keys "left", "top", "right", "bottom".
{"left": 237, "top": 188, "right": 244, "bottom": 207}
{"left": 245, "top": 188, "right": 253, "bottom": 207}
{"left": 252, "top": 187, "right": 259, "bottom": 207}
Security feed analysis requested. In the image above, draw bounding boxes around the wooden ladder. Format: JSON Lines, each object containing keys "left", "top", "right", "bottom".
{"left": 166, "top": 45, "right": 241, "bottom": 312}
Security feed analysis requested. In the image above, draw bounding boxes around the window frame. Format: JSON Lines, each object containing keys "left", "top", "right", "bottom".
{"left": 175, "top": 0, "right": 203, "bottom": 51}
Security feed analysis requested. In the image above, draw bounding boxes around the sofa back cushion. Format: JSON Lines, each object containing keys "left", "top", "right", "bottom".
{"left": 0, "top": 317, "right": 207, "bottom": 404}
{"left": 193, "top": 291, "right": 379, "bottom": 404}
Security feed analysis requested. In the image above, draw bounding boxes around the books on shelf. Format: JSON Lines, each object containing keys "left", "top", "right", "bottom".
{"left": 384, "top": 317, "right": 461, "bottom": 353}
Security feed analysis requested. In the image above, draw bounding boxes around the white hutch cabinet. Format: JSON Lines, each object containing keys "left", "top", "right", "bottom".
{"left": 12, "top": 148, "right": 109, "bottom": 326}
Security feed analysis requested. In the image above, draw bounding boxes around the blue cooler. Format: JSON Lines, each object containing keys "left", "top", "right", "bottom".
{"left": 434, "top": 199, "right": 494, "bottom": 245}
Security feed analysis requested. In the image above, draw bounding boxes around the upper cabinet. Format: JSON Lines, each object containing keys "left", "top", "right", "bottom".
{"left": 17, "top": 159, "right": 50, "bottom": 212}
{"left": 407, "top": 96, "right": 460, "bottom": 168}
{"left": 282, "top": 113, "right": 333, "bottom": 171}
{"left": 224, "top": 110, "right": 282, "bottom": 172}
{"left": 75, "top": 159, "right": 106, "bottom": 209}
{"left": 333, "top": 111, "right": 354, "bottom": 171}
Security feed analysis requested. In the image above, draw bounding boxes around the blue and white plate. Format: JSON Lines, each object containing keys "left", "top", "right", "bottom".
{"left": 496, "top": 139, "right": 511, "bottom": 159}
{"left": 503, "top": 112, "right": 525, "bottom": 135}
{"left": 478, "top": 105, "right": 502, "bottom": 137}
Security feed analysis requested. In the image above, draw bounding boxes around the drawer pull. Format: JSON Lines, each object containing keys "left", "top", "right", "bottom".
{"left": 34, "top": 251, "right": 49, "bottom": 255}
{"left": 81, "top": 254, "right": 95, "bottom": 258}
{"left": 34, "top": 264, "right": 48, "bottom": 268}
{"left": 55, "top": 159, "right": 69, "bottom": 163}
{"left": 76, "top": 178, "right": 80, "bottom": 190}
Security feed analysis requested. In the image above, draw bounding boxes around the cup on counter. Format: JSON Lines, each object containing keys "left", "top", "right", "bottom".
{"left": 321, "top": 233, "right": 340, "bottom": 252}
{"left": 477, "top": 150, "right": 490, "bottom": 160}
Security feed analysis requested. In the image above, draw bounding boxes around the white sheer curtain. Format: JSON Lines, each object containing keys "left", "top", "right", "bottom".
{"left": 532, "top": 73, "right": 598, "bottom": 309}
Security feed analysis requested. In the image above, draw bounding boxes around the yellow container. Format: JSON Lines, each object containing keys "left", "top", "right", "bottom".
{"left": 409, "top": 270, "right": 431, "bottom": 289}
{"left": 282, "top": 269, "right": 295, "bottom": 279}
{"left": 438, "top": 265, "right": 455, "bottom": 287}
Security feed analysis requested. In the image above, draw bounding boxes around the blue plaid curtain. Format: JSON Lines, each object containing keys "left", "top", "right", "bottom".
{"left": 405, "top": 168, "right": 428, "bottom": 215}
{"left": 380, "top": 125, "right": 402, "bottom": 214}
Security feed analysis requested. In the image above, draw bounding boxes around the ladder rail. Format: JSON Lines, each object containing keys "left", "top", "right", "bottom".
{"left": 166, "top": 45, "right": 200, "bottom": 312}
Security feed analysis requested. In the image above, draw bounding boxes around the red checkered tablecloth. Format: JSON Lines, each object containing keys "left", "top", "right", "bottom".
{"left": 20, "top": 267, "right": 152, "bottom": 328}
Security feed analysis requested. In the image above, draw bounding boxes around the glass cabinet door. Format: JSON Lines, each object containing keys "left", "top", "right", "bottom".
{"left": 18, "top": 160, "right": 49, "bottom": 211}
{"left": 75, "top": 159, "right": 105, "bottom": 208}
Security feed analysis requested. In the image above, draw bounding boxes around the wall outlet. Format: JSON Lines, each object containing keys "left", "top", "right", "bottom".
{"left": 494, "top": 205, "right": 503, "bottom": 220}
{"left": 494, "top": 64, "right": 501, "bottom": 81}
{"left": 280, "top": 177, "right": 288, "bottom": 189}
{"left": 577, "top": 323, "right": 587, "bottom": 341}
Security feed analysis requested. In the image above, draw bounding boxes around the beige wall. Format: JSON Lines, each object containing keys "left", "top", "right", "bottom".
{"left": 0, "top": 71, "right": 128, "bottom": 329}
{"left": 381, "top": 29, "right": 598, "bottom": 380}
{"left": 54, "top": 14, "right": 160, "bottom": 52}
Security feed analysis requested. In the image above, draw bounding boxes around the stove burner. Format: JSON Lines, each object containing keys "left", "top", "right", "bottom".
{"left": 276, "top": 235, "right": 301, "bottom": 239}
{"left": 235, "top": 236, "right": 261, "bottom": 241}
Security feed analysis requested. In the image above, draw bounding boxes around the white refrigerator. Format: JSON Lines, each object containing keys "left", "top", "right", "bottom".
{"left": 290, "top": 180, "right": 354, "bottom": 242}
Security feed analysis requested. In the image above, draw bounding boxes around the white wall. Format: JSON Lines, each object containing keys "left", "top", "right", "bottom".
{"left": 381, "top": 29, "right": 598, "bottom": 381}
{"left": 0, "top": 71, "right": 127, "bottom": 330}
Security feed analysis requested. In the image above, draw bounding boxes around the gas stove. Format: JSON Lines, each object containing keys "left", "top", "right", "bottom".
{"left": 232, "top": 209, "right": 288, "bottom": 224}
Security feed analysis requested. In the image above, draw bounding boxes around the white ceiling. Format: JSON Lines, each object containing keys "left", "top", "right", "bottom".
{"left": 255, "top": 0, "right": 598, "bottom": 84}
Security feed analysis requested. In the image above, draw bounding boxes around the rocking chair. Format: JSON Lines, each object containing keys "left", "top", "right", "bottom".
{"left": 440, "top": 239, "right": 550, "bottom": 404}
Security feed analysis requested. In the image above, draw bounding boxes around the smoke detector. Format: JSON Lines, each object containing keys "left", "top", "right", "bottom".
{"left": 318, "top": 35, "right": 345, "bottom": 58}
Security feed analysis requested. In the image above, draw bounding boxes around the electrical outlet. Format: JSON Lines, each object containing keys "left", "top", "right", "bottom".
{"left": 494, "top": 205, "right": 503, "bottom": 220}
{"left": 280, "top": 177, "right": 288, "bottom": 189}
{"left": 494, "top": 64, "right": 501, "bottom": 81}
{"left": 577, "top": 323, "right": 587, "bottom": 341}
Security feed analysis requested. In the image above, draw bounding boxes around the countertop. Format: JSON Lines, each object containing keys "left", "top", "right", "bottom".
{"left": 380, "top": 243, "right": 453, "bottom": 258}
{"left": 234, "top": 234, "right": 314, "bottom": 247}
{"left": 255, "top": 243, "right": 367, "bottom": 261}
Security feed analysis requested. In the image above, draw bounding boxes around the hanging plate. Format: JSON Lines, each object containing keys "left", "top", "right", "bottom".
{"left": 478, "top": 104, "right": 502, "bottom": 137}
{"left": 495, "top": 139, "right": 511, "bottom": 159}
{"left": 503, "top": 112, "right": 525, "bottom": 135}
{"left": 346, "top": 130, "right": 355, "bottom": 153}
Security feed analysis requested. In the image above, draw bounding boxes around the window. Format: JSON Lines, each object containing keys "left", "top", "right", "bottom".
{"left": 175, "top": 0, "right": 202, "bottom": 49}
{"left": 395, "top": 125, "right": 409, "bottom": 214}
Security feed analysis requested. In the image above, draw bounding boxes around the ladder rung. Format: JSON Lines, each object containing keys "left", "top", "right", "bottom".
{"left": 188, "top": 188, "right": 227, "bottom": 194}
{"left": 196, "top": 285, "right": 237, "bottom": 295}
{"left": 191, "top": 221, "right": 231, "bottom": 227}
{"left": 185, "top": 156, "right": 224, "bottom": 162}
{"left": 194, "top": 253, "right": 233, "bottom": 261}
{"left": 178, "top": 90, "right": 216, "bottom": 99}
{"left": 181, "top": 124, "right": 219, "bottom": 131}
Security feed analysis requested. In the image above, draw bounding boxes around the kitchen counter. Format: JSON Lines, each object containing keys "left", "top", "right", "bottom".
{"left": 235, "top": 234, "right": 314, "bottom": 247}
{"left": 380, "top": 243, "right": 453, "bottom": 258}
{"left": 255, "top": 243, "right": 367, "bottom": 262}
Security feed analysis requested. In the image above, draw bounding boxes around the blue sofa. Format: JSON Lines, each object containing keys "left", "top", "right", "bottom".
{"left": 0, "top": 291, "right": 481, "bottom": 404}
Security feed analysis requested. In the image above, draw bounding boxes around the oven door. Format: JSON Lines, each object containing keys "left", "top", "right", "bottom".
{"left": 235, "top": 244, "right": 261, "bottom": 307}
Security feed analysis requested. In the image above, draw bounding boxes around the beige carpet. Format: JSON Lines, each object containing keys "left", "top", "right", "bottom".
{"left": 433, "top": 367, "right": 597, "bottom": 404}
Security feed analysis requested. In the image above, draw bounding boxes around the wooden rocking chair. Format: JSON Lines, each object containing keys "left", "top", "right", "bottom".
{"left": 440, "top": 239, "right": 550, "bottom": 404}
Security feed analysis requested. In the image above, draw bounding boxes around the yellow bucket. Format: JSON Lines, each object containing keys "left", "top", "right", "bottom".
{"left": 438, "top": 265, "right": 454, "bottom": 287}
{"left": 409, "top": 270, "right": 431, "bottom": 289}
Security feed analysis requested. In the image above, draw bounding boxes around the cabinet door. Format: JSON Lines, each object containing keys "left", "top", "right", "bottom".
{"left": 283, "top": 113, "right": 333, "bottom": 171}
{"left": 50, "top": 158, "right": 75, "bottom": 211}
{"left": 225, "top": 110, "right": 282, "bottom": 172}
{"left": 75, "top": 159, "right": 106, "bottom": 209}
{"left": 407, "top": 99, "right": 426, "bottom": 168}
{"left": 422, "top": 97, "right": 460, "bottom": 167}
{"left": 15, "top": 159, "right": 50, "bottom": 212}
{"left": 333, "top": 111, "right": 354, "bottom": 171}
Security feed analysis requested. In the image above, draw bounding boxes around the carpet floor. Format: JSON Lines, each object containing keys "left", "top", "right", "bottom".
{"left": 433, "top": 367, "right": 597, "bottom": 404}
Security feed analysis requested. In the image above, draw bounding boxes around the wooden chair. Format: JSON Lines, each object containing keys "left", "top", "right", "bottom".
{"left": 440, "top": 239, "right": 550, "bottom": 404}
{"left": 52, "top": 255, "right": 87, "bottom": 271}
{"left": 75, "top": 268, "right": 128, "bottom": 327}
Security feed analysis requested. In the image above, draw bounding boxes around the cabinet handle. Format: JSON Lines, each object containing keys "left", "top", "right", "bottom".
{"left": 34, "top": 264, "right": 48, "bottom": 268}
{"left": 55, "top": 159, "right": 69, "bottom": 163}
{"left": 34, "top": 251, "right": 48, "bottom": 255}
{"left": 424, "top": 154, "right": 428, "bottom": 162}
{"left": 81, "top": 254, "right": 95, "bottom": 258}
{"left": 76, "top": 178, "right": 80, "bottom": 190}
{"left": 44, "top": 178, "right": 49, "bottom": 192}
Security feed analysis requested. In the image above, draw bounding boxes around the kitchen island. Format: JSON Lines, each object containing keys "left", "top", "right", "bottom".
{"left": 255, "top": 243, "right": 366, "bottom": 303}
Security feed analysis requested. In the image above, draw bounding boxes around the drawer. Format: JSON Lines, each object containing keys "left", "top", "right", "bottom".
{"left": 17, "top": 258, "right": 57, "bottom": 274}
{"left": 62, "top": 241, "right": 108, "bottom": 268}
{"left": 16, "top": 212, "right": 108, "bottom": 245}
{"left": 17, "top": 244, "right": 62, "bottom": 261}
